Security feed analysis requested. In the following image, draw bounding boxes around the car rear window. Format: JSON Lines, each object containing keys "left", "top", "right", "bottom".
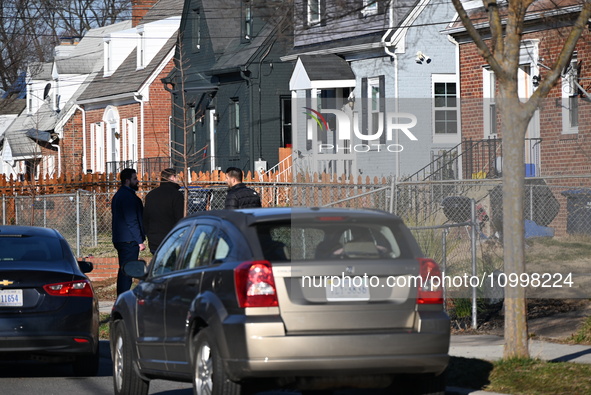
{"left": 256, "top": 221, "right": 404, "bottom": 261}
{"left": 0, "top": 235, "right": 63, "bottom": 262}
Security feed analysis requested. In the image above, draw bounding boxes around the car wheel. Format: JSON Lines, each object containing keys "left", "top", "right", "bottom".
{"left": 72, "top": 348, "right": 99, "bottom": 376}
{"left": 192, "top": 328, "right": 241, "bottom": 395}
{"left": 112, "top": 320, "right": 149, "bottom": 395}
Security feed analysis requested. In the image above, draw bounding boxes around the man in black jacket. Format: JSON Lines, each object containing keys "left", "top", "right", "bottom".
{"left": 224, "top": 167, "right": 262, "bottom": 209}
{"left": 144, "top": 168, "right": 185, "bottom": 253}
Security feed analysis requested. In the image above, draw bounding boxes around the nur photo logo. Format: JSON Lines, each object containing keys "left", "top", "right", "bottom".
{"left": 304, "top": 107, "right": 419, "bottom": 153}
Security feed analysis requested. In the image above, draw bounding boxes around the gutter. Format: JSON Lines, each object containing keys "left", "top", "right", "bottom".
{"left": 77, "top": 92, "right": 138, "bottom": 106}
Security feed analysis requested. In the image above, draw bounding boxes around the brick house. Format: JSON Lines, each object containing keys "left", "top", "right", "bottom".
{"left": 1, "top": 0, "right": 180, "bottom": 179}
{"left": 446, "top": 1, "right": 591, "bottom": 237}
{"left": 447, "top": 1, "right": 591, "bottom": 179}
{"left": 65, "top": 0, "right": 181, "bottom": 176}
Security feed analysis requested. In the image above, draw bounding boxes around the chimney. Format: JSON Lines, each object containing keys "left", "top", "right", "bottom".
{"left": 132, "top": 0, "right": 158, "bottom": 27}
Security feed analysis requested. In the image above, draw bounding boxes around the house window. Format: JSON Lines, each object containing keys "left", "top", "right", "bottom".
{"left": 243, "top": 1, "right": 252, "bottom": 41}
{"left": 91, "top": 122, "right": 105, "bottom": 173}
{"left": 362, "top": 0, "right": 378, "bottom": 16}
{"left": 483, "top": 68, "right": 496, "bottom": 136}
{"left": 229, "top": 99, "right": 240, "bottom": 156}
{"left": 281, "top": 96, "right": 292, "bottom": 148}
{"left": 27, "top": 86, "right": 33, "bottom": 113}
{"left": 307, "top": 0, "right": 321, "bottom": 25}
{"left": 192, "top": 9, "right": 201, "bottom": 51}
{"left": 138, "top": 31, "right": 145, "bottom": 69}
{"left": 361, "top": 76, "right": 385, "bottom": 145}
{"left": 125, "top": 118, "right": 138, "bottom": 165}
{"left": 562, "top": 58, "right": 579, "bottom": 134}
{"left": 104, "top": 39, "right": 112, "bottom": 76}
{"left": 433, "top": 80, "right": 458, "bottom": 135}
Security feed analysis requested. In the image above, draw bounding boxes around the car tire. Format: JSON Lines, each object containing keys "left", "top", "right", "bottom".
{"left": 192, "top": 328, "right": 242, "bottom": 395}
{"left": 112, "top": 320, "right": 150, "bottom": 395}
{"left": 72, "top": 347, "right": 99, "bottom": 377}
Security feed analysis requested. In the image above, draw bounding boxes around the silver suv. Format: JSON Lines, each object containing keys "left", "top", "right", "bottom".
{"left": 110, "top": 207, "right": 450, "bottom": 395}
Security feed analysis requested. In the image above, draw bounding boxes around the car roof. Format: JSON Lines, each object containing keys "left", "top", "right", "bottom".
{"left": 0, "top": 225, "right": 59, "bottom": 238}
{"left": 181, "top": 207, "right": 402, "bottom": 229}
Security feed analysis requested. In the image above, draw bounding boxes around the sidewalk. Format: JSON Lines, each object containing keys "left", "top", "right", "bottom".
{"left": 450, "top": 334, "right": 591, "bottom": 364}
{"left": 99, "top": 300, "right": 114, "bottom": 314}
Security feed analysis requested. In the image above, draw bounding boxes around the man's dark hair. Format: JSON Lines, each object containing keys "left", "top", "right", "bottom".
{"left": 120, "top": 168, "right": 137, "bottom": 185}
{"left": 225, "top": 167, "right": 243, "bottom": 182}
{"left": 161, "top": 168, "right": 176, "bottom": 181}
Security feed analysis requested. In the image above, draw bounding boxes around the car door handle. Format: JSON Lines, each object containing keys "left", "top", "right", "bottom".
{"left": 186, "top": 279, "right": 200, "bottom": 287}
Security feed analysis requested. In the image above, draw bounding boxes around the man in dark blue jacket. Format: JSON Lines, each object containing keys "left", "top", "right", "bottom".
{"left": 112, "top": 168, "right": 145, "bottom": 295}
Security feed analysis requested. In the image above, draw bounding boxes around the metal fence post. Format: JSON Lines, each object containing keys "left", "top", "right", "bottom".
{"left": 15, "top": 194, "right": 18, "bottom": 225}
{"left": 76, "top": 190, "right": 81, "bottom": 257}
{"left": 471, "top": 198, "right": 478, "bottom": 329}
{"left": 389, "top": 177, "right": 396, "bottom": 214}
{"left": 2, "top": 195, "right": 5, "bottom": 225}
{"left": 442, "top": 228, "right": 448, "bottom": 308}
{"left": 93, "top": 193, "right": 98, "bottom": 247}
{"left": 43, "top": 197, "right": 47, "bottom": 228}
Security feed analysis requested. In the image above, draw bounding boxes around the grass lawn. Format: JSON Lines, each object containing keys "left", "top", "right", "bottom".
{"left": 448, "top": 356, "right": 591, "bottom": 394}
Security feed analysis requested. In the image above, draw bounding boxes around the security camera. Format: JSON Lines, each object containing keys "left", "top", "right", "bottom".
{"left": 415, "top": 51, "right": 431, "bottom": 64}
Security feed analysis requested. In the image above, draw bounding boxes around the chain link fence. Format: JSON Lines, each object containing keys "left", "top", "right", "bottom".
{"left": 2, "top": 176, "right": 590, "bottom": 319}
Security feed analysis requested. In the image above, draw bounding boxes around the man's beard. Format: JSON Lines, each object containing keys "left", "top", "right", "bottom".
{"left": 130, "top": 183, "right": 139, "bottom": 191}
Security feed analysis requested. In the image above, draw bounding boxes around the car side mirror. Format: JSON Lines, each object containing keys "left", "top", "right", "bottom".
{"left": 123, "top": 260, "right": 148, "bottom": 280}
{"left": 78, "top": 260, "right": 93, "bottom": 273}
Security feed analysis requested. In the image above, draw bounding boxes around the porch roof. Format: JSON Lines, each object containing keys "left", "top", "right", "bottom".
{"left": 289, "top": 54, "right": 356, "bottom": 91}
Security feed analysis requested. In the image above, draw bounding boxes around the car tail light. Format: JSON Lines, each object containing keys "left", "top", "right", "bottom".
{"left": 234, "top": 260, "right": 278, "bottom": 308}
{"left": 43, "top": 280, "right": 94, "bottom": 298}
{"left": 417, "top": 258, "right": 443, "bottom": 304}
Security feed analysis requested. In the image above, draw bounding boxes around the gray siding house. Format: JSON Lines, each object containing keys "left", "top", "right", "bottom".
{"left": 285, "top": 0, "right": 458, "bottom": 180}
{"left": 166, "top": 0, "right": 294, "bottom": 174}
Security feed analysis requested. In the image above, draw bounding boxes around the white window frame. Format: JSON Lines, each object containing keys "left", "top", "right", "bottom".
{"left": 91, "top": 122, "right": 105, "bottom": 173}
{"left": 308, "top": 0, "right": 321, "bottom": 25}
{"left": 562, "top": 58, "right": 579, "bottom": 134}
{"left": 137, "top": 30, "right": 146, "bottom": 70}
{"left": 362, "top": 0, "right": 378, "bottom": 16}
{"left": 230, "top": 100, "right": 240, "bottom": 156}
{"left": 432, "top": 74, "right": 459, "bottom": 144}
{"left": 368, "top": 77, "right": 380, "bottom": 137}
{"left": 125, "top": 117, "right": 138, "bottom": 165}
{"left": 482, "top": 68, "right": 497, "bottom": 137}
{"left": 104, "top": 39, "right": 112, "bottom": 77}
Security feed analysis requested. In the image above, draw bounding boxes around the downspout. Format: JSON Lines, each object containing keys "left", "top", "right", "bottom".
{"left": 133, "top": 93, "right": 145, "bottom": 172}
{"left": 50, "top": 142, "right": 61, "bottom": 176}
{"left": 448, "top": 34, "right": 462, "bottom": 179}
{"left": 240, "top": 66, "right": 255, "bottom": 172}
{"left": 382, "top": 1, "right": 400, "bottom": 180}
{"left": 74, "top": 104, "right": 87, "bottom": 172}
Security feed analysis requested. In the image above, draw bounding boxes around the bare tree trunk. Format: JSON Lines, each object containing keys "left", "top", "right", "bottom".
{"left": 500, "top": 95, "right": 529, "bottom": 358}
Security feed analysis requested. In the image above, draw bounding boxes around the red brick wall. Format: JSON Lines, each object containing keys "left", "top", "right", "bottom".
{"left": 86, "top": 257, "right": 119, "bottom": 281}
{"left": 458, "top": 27, "right": 591, "bottom": 177}
{"left": 61, "top": 57, "right": 175, "bottom": 174}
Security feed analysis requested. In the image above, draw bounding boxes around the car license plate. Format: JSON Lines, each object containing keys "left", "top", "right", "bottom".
{"left": 326, "top": 279, "right": 370, "bottom": 301}
{"left": 0, "top": 289, "right": 23, "bottom": 307}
